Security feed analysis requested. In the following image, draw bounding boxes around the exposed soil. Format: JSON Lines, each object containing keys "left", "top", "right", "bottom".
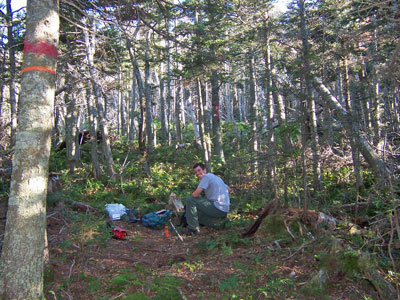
{"left": 0, "top": 199, "right": 380, "bottom": 300}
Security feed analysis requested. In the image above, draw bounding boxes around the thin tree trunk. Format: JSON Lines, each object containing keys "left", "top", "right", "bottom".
{"left": 186, "top": 87, "right": 201, "bottom": 147}
{"left": 198, "top": 79, "right": 211, "bottom": 171}
{"left": 236, "top": 85, "right": 243, "bottom": 122}
{"left": 121, "top": 92, "right": 126, "bottom": 137}
{"left": 6, "top": 0, "right": 17, "bottom": 148}
{"left": 84, "top": 19, "right": 115, "bottom": 179}
{"left": 144, "top": 31, "right": 153, "bottom": 153}
{"left": 123, "top": 30, "right": 146, "bottom": 152}
{"left": 175, "top": 80, "right": 183, "bottom": 144}
{"left": 211, "top": 70, "right": 225, "bottom": 162}
{"left": 248, "top": 53, "right": 258, "bottom": 172}
{"left": 0, "top": 43, "right": 7, "bottom": 118}
{"left": 64, "top": 90, "right": 79, "bottom": 173}
{"left": 181, "top": 82, "right": 187, "bottom": 127}
{"left": 159, "top": 65, "right": 168, "bottom": 142}
{"left": 299, "top": 0, "right": 321, "bottom": 192}
{"left": 224, "top": 79, "right": 233, "bottom": 122}
{"left": 166, "top": 22, "right": 173, "bottom": 145}
{"left": 86, "top": 86, "right": 101, "bottom": 178}
{"left": 0, "top": 0, "right": 59, "bottom": 297}
{"left": 129, "top": 70, "right": 137, "bottom": 141}
{"left": 133, "top": 63, "right": 146, "bottom": 154}
{"left": 371, "top": 13, "right": 383, "bottom": 149}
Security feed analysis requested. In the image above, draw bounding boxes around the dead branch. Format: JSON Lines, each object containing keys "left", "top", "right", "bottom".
{"left": 241, "top": 199, "right": 279, "bottom": 238}
{"left": 71, "top": 201, "right": 96, "bottom": 213}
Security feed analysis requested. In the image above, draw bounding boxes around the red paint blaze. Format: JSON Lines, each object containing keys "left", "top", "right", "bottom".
{"left": 24, "top": 41, "right": 58, "bottom": 58}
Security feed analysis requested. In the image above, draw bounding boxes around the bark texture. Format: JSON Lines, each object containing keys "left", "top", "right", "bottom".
{"left": 0, "top": 0, "right": 59, "bottom": 298}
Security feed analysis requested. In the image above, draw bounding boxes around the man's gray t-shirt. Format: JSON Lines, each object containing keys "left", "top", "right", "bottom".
{"left": 198, "top": 173, "right": 230, "bottom": 213}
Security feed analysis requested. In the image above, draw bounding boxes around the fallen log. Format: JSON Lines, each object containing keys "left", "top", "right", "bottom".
{"left": 71, "top": 201, "right": 96, "bottom": 213}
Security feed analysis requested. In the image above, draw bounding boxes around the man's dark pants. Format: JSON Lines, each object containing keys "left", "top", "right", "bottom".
{"left": 185, "top": 196, "right": 227, "bottom": 231}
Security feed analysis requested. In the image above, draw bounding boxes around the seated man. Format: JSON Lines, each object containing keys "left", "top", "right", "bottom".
{"left": 183, "top": 162, "right": 231, "bottom": 235}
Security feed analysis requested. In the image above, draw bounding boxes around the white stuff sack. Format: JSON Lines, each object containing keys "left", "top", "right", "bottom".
{"left": 105, "top": 203, "right": 127, "bottom": 220}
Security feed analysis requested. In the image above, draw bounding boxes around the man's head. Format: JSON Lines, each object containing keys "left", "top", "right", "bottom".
{"left": 193, "top": 162, "right": 207, "bottom": 180}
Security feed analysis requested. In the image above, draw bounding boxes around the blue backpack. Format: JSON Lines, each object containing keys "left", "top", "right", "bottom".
{"left": 141, "top": 209, "right": 172, "bottom": 229}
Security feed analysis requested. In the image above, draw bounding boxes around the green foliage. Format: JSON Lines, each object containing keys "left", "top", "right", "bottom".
{"left": 195, "top": 232, "right": 251, "bottom": 254}
{"left": 122, "top": 292, "right": 148, "bottom": 300}
{"left": 67, "top": 214, "right": 111, "bottom": 247}
{"left": 49, "top": 148, "right": 68, "bottom": 172}
{"left": 152, "top": 273, "right": 183, "bottom": 300}
{"left": 257, "top": 277, "right": 295, "bottom": 298}
{"left": 219, "top": 274, "right": 239, "bottom": 291}
{"left": 259, "top": 215, "right": 286, "bottom": 236}
{"left": 79, "top": 272, "right": 102, "bottom": 294}
{"left": 106, "top": 269, "right": 141, "bottom": 292}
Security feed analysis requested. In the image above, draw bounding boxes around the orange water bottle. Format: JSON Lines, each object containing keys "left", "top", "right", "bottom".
{"left": 164, "top": 225, "right": 169, "bottom": 238}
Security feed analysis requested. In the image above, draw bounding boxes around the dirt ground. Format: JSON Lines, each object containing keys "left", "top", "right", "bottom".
{"left": 0, "top": 200, "right": 379, "bottom": 300}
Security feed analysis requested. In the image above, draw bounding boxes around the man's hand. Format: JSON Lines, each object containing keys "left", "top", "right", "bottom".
{"left": 192, "top": 187, "right": 203, "bottom": 197}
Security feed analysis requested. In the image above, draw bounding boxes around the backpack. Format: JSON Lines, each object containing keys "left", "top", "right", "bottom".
{"left": 141, "top": 209, "right": 172, "bottom": 229}
{"left": 112, "top": 227, "right": 127, "bottom": 240}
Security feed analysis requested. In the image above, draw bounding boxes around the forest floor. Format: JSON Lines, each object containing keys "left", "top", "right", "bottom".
{"left": 1, "top": 198, "right": 382, "bottom": 300}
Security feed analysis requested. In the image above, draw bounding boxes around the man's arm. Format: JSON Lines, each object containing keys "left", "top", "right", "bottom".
{"left": 227, "top": 187, "right": 232, "bottom": 193}
{"left": 192, "top": 187, "right": 203, "bottom": 197}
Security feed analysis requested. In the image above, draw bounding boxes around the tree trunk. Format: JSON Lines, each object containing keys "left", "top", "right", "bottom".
{"left": 371, "top": 13, "right": 383, "bottom": 149}
{"left": 264, "top": 33, "right": 279, "bottom": 194}
{"left": 123, "top": 30, "right": 146, "bottom": 153}
{"left": 248, "top": 53, "right": 258, "bottom": 172}
{"left": 64, "top": 90, "right": 79, "bottom": 173}
{"left": 175, "top": 80, "right": 183, "bottom": 144}
{"left": 84, "top": 19, "right": 115, "bottom": 179}
{"left": 6, "top": 0, "right": 18, "bottom": 148}
{"left": 86, "top": 86, "right": 101, "bottom": 178}
{"left": 128, "top": 70, "right": 137, "bottom": 141}
{"left": 313, "top": 78, "right": 391, "bottom": 180}
{"left": 144, "top": 31, "right": 153, "bottom": 153}
{"left": 299, "top": 0, "right": 321, "bottom": 192}
{"left": 211, "top": 70, "right": 225, "bottom": 162}
{"left": 0, "top": 0, "right": 59, "bottom": 298}
{"left": 186, "top": 87, "right": 201, "bottom": 147}
{"left": 0, "top": 53, "right": 6, "bottom": 118}
{"left": 167, "top": 22, "right": 173, "bottom": 145}
{"left": 198, "top": 79, "right": 211, "bottom": 171}
{"left": 224, "top": 79, "right": 234, "bottom": 122}
{"left": 118, "top": 69, "right": 126, "bottom": 137}
{"left": 159, "top": 65, "right": 168, "bottom": 143}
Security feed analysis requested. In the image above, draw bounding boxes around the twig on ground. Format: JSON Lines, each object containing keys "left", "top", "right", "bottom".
{"left": 177, "top": 287, "right": 188, "bottom": 300}
{"left": 68, "top": 259, "right": 75, "bottom": 280}
{"left": 71, "top": 201, "right": 96, "bottom": 213}
{"left": 46, "top": 212, "right": 57, "bottom": 218}
{"left": 285, "top": 241, "right": 314, "bottom": 260}
{"left": 111, "top": 293, "right": 126, "bottom": 300}
{"left": 284, "top": 220, "right": 296, "bottom": 241}
{"left": 59, "top": 225, "right": 66, "bottom": 234}
{"left": 62, "top": 289, "right": 73, "bottom": 300}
